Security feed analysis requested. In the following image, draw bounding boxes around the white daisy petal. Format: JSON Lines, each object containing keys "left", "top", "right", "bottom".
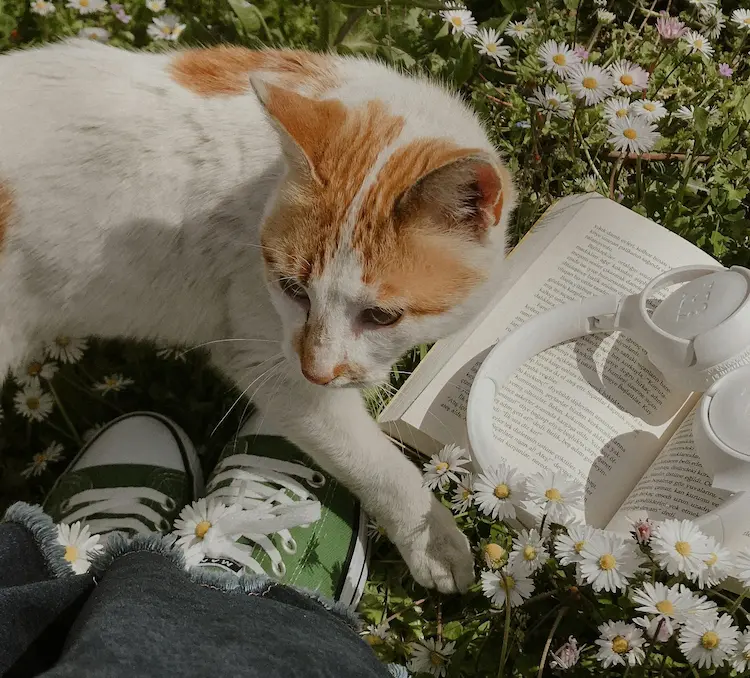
{"left": 694, "top": 537, "right": 732, "bottom": 588}
{"left": 524, "top": 470, "right": 584, "bottom": 525}
{"left": 14, "top": 385, "right": 55, "bottom": 422}
{"left": 566, "top": 63, "right": 614, "bottom": 105}
{"left": 66, "top": 0, "right": 107, "bottom": 13}
{"left": 538, "top": 40, "right": 581, "bottom": 77}
{"left": 57, "top": 521, "right": 103, "bottom": 574}
{"left": 607, "top": 116, "right": 660, "bottom": 154}
{"left": 30, "top": 0, "right": 56, "bottom": 15}
{"left": 473, "top": 27, "right": 511, "bottom": 65}
{"left": 733, "top": 547, "right": 750, "bottom": 588}
{"left": 421, "top": 443, "right": 470, "bottom": 492}
{"left": 509, "top": 528, "right": 548, "bottom": 575}
{"left": 554, "top": 524, "right": 598, "bottom": 566}
{"left": 439, "top": 9, "right": 477, "bottom": 36}
{"left": 473, "top": 463, "right": 527, "bottom": 521}
{"left": 651, "top": 518, "right": 711, "bottom": 577}
{"left": 603, "top": 97, "right": 635, "bottom": 122}
{"left": 731, "top": 630, "right": 750, "bottom": 673}
{"left": 504, "top": 19, "right": 533, "bottom": 41}
{"left": 682, "top": 30, "right": 714, "bottom": 58}
{"left": 527, "top": 85, "right": 574, "bottom": 119}
{"left": 732, "top": 9, "right": 750, "bottom": 30}
{"left": 679, "top": 613, "right": 739, "bottom": 669}
{"left": 45, "top": 336, "right": 88, "bottom": 364}
{"left": 147, "top": 13, "right": 186, "bottom": 41}
{"left": 93, "top": 374, "right": 135, "bottom": 394}
{"left": 78, "top": 27, "right": 110, "bottom": 42}
{"left": 579, "top": 531, "right": 641, "bottom": 592}
{"left": 631, "top": 99, "right": 668, "bottom": 122}
{"left": 407, "top": 638, "right": 455, "bottom": 678}
{"left": 450, "top": 477, "right": 474, "bottom": 513}
{"left": 480, "top": 567, "right": 534, "bottom": 609}
{"left": 608, "top": 60, "right": 649, "bottom": 93}
{"left": 595, "top": 621, "right": 645, "bottom": 668}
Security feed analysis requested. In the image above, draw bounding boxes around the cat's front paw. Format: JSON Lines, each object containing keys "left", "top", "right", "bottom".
{"left": 394, "top": 497, "right": 474, "bottom": 594}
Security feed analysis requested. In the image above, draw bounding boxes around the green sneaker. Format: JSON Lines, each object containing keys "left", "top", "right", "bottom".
{"left": 172, "top": 415, "right": 369, "bottom": 607}
{"left": 44, "top": 412, "right": 202, "bottom": 536}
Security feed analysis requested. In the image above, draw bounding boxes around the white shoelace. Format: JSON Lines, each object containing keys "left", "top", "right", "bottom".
{"left": 201, "top": 451, "right": 323, "bottom": 576}
{"left": 60, "top": 487, "right": 175, "bottom": 535}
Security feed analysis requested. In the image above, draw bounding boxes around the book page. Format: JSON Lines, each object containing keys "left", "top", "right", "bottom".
{"left": 398, "top": 196, "right": 717, "bottom": 528}
{"left": 607, "top": 407, "right": 750, "bottom": 551}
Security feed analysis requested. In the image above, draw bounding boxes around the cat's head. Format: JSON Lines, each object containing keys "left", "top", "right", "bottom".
{"left": 253, "top": 61, "right": 515, "bottom": 388}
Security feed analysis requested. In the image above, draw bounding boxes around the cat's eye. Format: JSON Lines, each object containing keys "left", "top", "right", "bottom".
{"left": 281, "top": 279, "right": 309, "bottom": 303}
{"left": 361, "top": 307, "right": 403, "bottom": 327}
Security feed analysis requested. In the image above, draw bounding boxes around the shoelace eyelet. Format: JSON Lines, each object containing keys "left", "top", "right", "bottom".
{"left": 273, "top": 560, "right": 287, "bottom": 577}
{"left": 282, "top": 537, "right": 297, "bottom": 555}
{"left": 307, "top": 472, "right": 326, "bottom": 488}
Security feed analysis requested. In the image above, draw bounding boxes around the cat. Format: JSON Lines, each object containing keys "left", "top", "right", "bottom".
{"left": 0, "top": 41, "right": 516, "bottom": 593}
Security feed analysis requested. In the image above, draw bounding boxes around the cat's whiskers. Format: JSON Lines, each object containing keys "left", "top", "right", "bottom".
{"left": 210, "top": 353, "right": 284, "bottom": 437}
{"left": 178, "top": 337, "right": 279, "bottom": 358}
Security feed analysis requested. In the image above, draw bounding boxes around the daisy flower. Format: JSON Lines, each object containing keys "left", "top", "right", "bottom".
{"left": 66, "top": 0, "right": 107, "bottom": 13}
{"left": 111, "top": 4, "right": 132, "bottom": 23}
{"left": 733, "top": 546, "right": 750, "bottom": 587}
{"left": 361, "top": 622, "right": 390, "bottom": 647}
{"left": 718, "top": 62, "right": 733, "bottom": 77}
{"left": 651, "top": 519, "right": 711, "bottom": 577}
{"left": 573, "top": 44, "right": 589, "bottom": 61}
{"left": 694, "top": 537, "right": 732, "bottom": 588}
{"left": 595, "top": 621, "right": 646, "bottom": 668}
{"left": 632, "top": 99, "right": 668, "bottom": 122}
{"left": 549, "top": 636, "right": 581, "bottom": 670}
{"left": 450, "top": 478, "right": 474, "bottom": 513}
{"left": 597, "top": 9, "right": 615, "bottom": 24}
{"left": 579, "top": 531, "right": 640, "bottom": 592}
{"left": 45, "top": 335, "right": 88, "bottom": 363}
{"left": 674, "top": 105, "right": 695, "bottom": 120}
{"left": 700, "top": 6, "right": 725, "bottom": 39}
{"left": 679, "top": 613, "right": 739, "bottom": 669}
{"left": 480, "top": 568, "right": 534, "bottom": 609}
{"left": 608, "top": 116, "right": 660, "bottom": 154}
{"left": 538, "top": 40, "right": 580, "bottom": 77}
{"left": 13, "top": 357, "right": 58, "bottom": 388}
{"left": 147, "top": 14, "right": 186, "bottom": 41}
{"left": 509, "top": 529, "right": 548, "bottom": 575}
{"left": 367, "top": 518, "right": 387, "bottom": 542}
{"left": 688, "top": 0, "right": 717, "bottom": 8}
{"left": 146, "top": 0, "right": 166, "bottom": 11}
{"left": 482, "top": 542, "right": 508, "bottom": 569}
{"left": 524, "top": 470, "right": 583, "bottom": 525}
{"left": 731, "top": 630, "right": 750, "bottom": 673}
{"left": 630, "top": 515, "right": 654, "bottom": 545}
{"left": 408, "top": 638, "right": 455, "bottom": 678}
{"left": 566, "top": 63, "right": 614, "bottom": 106}
{"left": 634, "top": 615, "right": 674, "bottom": 642}
{"left": 555, "top": 524, "right": 598, "bottom": 566}
{"left": 473, "top": 28, "right": 511, "bottom": 66}
{"left": 82, "top": 423, "right": 104, "bottom": 444}
{"left": 632, "top": 582, "right": 694, "bottom": 634}
{"left": 608, "top": 60, "right": 649, "bottom": 93}
{"left": 439, "top": 8, "right": 477, "bottom": 36}
{"left": 421, "top": 443, "right": 470, "bottom": 492}
{"left": 30, "top": 0, "right": 56, "bottom": 15}
{"left": 79, "top": 27, "right": 110, "bottom": 42}
{"left": 527, "top": 86, "right": 574, "bottom": 119}
{"left": 603, "top": 97, "right": 634, "bottom": 121}
{"left": 657, "top": 14, "right": 687, "bottom": 41}
{"left": 680, "top": 586, "right": 718, "bottom": 622}
{"left": 732, "top": 9, "right": 750, "bottom": 30}
{"left": 473, "top": 463, "right": 526, "bottom": 520}
{"left": 682, "top": 30, "right": 714, "bottom": 58}
{"left": 57, "top": 521, "right": 103, "bottom": 574}
{"left": 21, "top": 442, "right": 64, "bottom": 478}
{"left": 93, "top": 374, "right": 134, "bottom": 394}
{"left": 504, "top": 19, "right": 533, "bottom": 41}
{"left": 14, "top": 385, "right": 54, "bottom": 422}
{"left": 172, "top": 498, "right": 241, "bottom": 556}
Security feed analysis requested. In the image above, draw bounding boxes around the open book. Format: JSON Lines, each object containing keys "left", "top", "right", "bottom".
{"left": 379, "top": 193, "right": 749, "bottom": 551}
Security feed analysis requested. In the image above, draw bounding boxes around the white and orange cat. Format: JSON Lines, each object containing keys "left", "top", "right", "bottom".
{"left": 0, "top": 41, "right": 516, "bottom": 592}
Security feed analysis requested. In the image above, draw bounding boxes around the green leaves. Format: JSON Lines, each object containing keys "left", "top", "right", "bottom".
{"left": 452, "top": 35, "right": 475, "bottom": 87}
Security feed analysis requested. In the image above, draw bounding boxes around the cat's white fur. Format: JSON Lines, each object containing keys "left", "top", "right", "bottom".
{"left": 0, "top": 41, "right": 514, "bottom": 592}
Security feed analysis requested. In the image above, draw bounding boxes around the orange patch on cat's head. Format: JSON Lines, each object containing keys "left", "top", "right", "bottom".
{"left": 0, "top": 180, "right": 14, "bottom": 252}
{"left": 169, "top": 47, "right": 336, "bottom": 97}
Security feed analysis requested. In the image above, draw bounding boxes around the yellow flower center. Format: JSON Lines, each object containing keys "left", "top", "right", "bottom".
{"left": 451, "top": 17, "right": 463, "bottom": 27}
{"left": 462, "top": 488, "right": 471, "bottom": 500}
{"left": 161, "top": 25, "right": 172, "bottom": 34}
{"left": 56, "top": 336, "right": 71, "bottom": 347}
{"left": 705, "top": 553, "right": 718, "bottom": 567}
{"left": 623, "top": 128, "right": 638, "bottom": 140}
{"left": 32, "top": 453, "right": 46, "bottom": 464}
{"left": 80, "top": 0, "right": 89, "bottom": 5}
{"left": 429, "top": 651, "right": 445, "bottom": 667}
{"left": 549, "top": 98, "right": 560, "bottom": 109}
{"left": 675, "top": 541, "right": 692, "bottom": 556}
{"left": 620, "top": 74, "right": 634, "bottom": 86}
{"left": 612, "top": 636, "right": 629, "bottom": 654}
{"left": 701, "top": 631, "right": 719, "bottom": 650}
{"left": 436, "top": 461, "right": 449, "bottom": 473}
{"left": 545, "top": 488, "right": 562, "bottom": 502}
{"left": 503, "top": 575, "right": 516, "bottom": 590}
{"left": 64, "top": 545, "right": 79, "bottom": 563}
{"left": 484, "top": 543, "right": 507, "bottom": 565}
{"left": 365, "top": 635, "right": 383, "bottom": 646}
{"left": 745, "top": 18, "right": 750, "bottom": 25}
{"left": 695, "top": 40, "right": 703, "bottom": 49}
{"left": 574, "top": 540, "right": 585, "bottom": 553}
{"left": 28, "top": 362, "right": 42, "bottom": 376}
{"left": 523, "top": 545, "right": 537, "bottom": 561}
{"left": 194, "top": 520, "right": 211, "bottom": 538}
{"left": 644, "top": 103, "right": 656, "bottom": 111}
{"left": 582, "top": 76, "right": 597, "bottom": 89}
{"left": 494, "top": 483, "right": 510, "bottom": 499}
{"left": 27, "top": 397, "right": 40, "bottom": 410}
{"left": 486, "top": 43, "right": 497, "bottom": 52}
{"left": 553, "top": 54, "right": 566, "bottom": 66}
{"left": 599, "top": 553, "right": 617, "bottom": 570}
{"left": 616, "top": 108, "right": 628, "bottom": 118}
{"left": 106, "top": 377, "right": 118, "bottom": 386}
{"left": 656, "top": 600, "right": 674, "bottom": 615}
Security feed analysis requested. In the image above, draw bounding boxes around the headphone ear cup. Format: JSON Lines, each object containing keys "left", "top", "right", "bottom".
{"left": 656, "top": 345, "right": 750, "bottom": 392}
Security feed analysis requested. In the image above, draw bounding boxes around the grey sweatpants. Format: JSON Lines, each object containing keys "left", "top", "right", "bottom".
{"left": 0, "top": 502, "right": 392, "bottom": 678}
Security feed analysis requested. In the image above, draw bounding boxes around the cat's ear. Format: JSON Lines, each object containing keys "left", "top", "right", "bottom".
{"left": 399, "top": 152, "right": 514, "bottom": 237}
{"left": 249, "top": 75, "right": 343, "bottom": 184}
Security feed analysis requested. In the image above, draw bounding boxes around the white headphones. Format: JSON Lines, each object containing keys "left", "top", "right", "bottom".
{"left": 467, "top": 265, "right": 750, "bottom": 530}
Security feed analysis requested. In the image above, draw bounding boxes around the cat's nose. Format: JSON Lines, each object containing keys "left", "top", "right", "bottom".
{"left": 301, "top": 365, "right": 334, "bottom": 386}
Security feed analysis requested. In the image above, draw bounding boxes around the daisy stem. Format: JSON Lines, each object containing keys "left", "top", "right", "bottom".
{"left": 728, "top": 589, "right": 747, "bottom": 614}
{"left": 497, "top": 592, "right": 512, "bottom": 678}
{"left": 48, "top": 382, "right": 82, "bottom": 445}
{"left": 636, "top": 155, "right": 644, "bottom": 202}
{"left": 568, "top": 101, "right": 582, "bottom": 155}
{"left": 652, "top": 53, "right": 687, "bottom": 98}
{"left": 536, "top": 606, "right": 567, "bottom": 678}
{"left": 586, "top": 24, "right": 602, "bottom": 52}
{"left": 46, "top": 420, "right": 79, "bottom": 444}
{"left": 731, "top": 34, "right": 748, "bottom": 66}
{"left": 608, "top": 156, "right": 624, "bottom": 200}
{"left": 575, "top": 120, "right": 607, "bottom": 189}
{"left": 573, "top": 0, "right": 584, "bottom": 46}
